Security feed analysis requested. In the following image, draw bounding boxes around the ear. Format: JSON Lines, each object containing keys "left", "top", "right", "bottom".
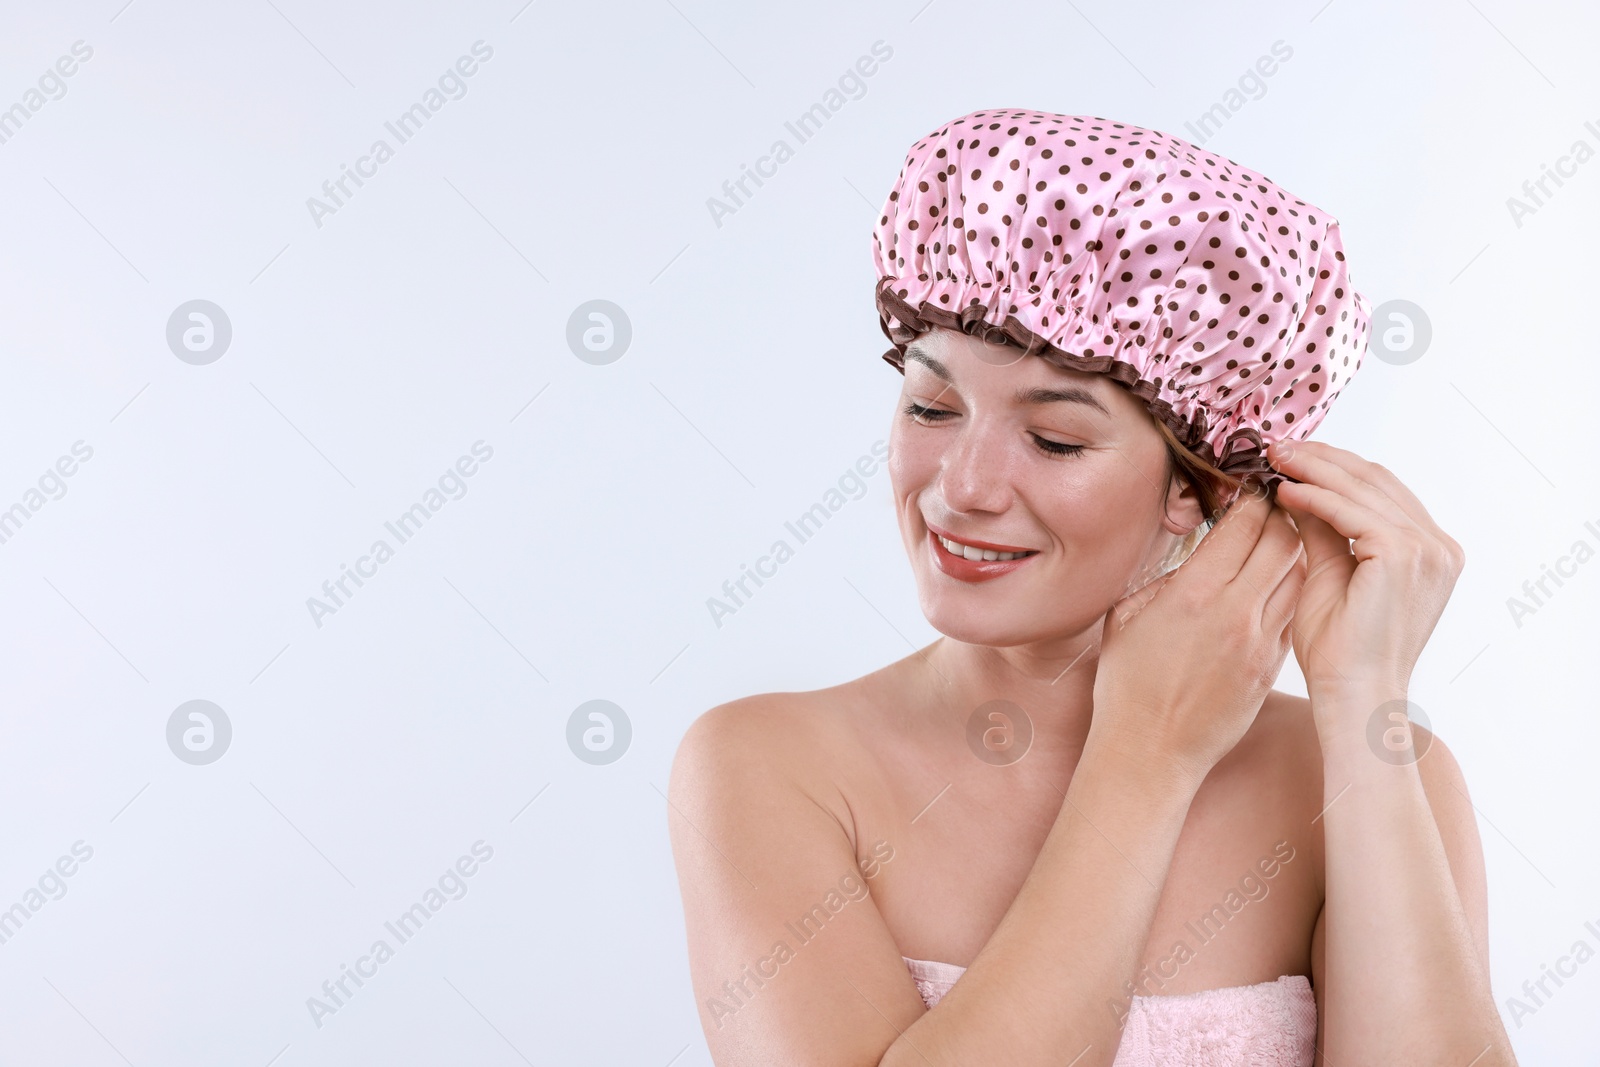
{"left": 1159, "top": 472, "right": 1208, "bottom": 538}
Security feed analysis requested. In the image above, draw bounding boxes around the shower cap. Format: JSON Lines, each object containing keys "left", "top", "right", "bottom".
{"left": 872, "top": 107, "right": 1371, "bottom": 489}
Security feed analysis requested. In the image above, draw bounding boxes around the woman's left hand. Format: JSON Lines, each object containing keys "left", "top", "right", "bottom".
{"left": 1265, "top": 439, "right": 1465, "bottom": 703}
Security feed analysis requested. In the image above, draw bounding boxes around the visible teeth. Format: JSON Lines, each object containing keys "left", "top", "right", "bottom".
{"left": 938, "top": 535, "right": 1031, "bottom": 562}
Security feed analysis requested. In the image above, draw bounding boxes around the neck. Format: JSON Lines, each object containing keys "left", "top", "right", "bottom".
{"left": 921, "top": 630, "right": 1102, "bottom": 774}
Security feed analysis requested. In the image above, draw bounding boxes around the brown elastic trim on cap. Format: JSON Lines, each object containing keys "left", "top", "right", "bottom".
{"left": 874, "top": 277, "right": 1287, "bottom": 489}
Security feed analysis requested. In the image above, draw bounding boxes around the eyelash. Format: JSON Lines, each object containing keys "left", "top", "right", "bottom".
{"left": 901, "top": 401, "right": 1087, "bottom": 459}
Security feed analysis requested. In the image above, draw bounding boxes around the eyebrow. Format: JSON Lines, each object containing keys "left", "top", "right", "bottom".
{"left": 903, "top": 340, "right": 1112, "bottom": 416}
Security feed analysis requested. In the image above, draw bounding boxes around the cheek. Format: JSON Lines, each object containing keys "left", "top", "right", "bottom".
{"left": 886, "top": 417, "right": 931, "bottom": 496}
{"left": 1029, "top": 461, "right": 1161, "bottom": 551}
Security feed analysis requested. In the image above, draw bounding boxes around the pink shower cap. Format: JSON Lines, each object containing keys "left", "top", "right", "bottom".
{"left": 872, "top": 107, "right": 1371, "bottom": 489}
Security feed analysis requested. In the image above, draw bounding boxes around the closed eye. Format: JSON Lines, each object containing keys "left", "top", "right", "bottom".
{"left": 901, "top": 400, "right": 1087, "bottom": 459}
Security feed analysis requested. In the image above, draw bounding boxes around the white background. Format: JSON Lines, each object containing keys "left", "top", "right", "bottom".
{"left": 0, "top": 0, "right": 1595, "bottom": 1063}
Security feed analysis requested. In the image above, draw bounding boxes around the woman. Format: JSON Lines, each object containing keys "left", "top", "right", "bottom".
{"left": 668, "top": 109, "right": 1515, "bottom": 1065}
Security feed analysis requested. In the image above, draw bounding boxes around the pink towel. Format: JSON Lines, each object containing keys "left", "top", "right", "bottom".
{"left": 903, "top": 956, "right": 1316, "bottom": 1066}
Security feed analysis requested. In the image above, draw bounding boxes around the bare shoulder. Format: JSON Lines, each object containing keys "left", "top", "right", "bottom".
{"left": 1193, "top": 689, "right": 1330, "bottom": 901}
{"left": 1217, "top": 688, "right": 1326, "bottom": 801}
{"left": 1237, "top": 690, "right": 1476, "bottom": 822}
{"left": 1404, "top": 720, "right": 1480, "bottom": 863}
{"left": 1250, "top": 689, "right": 1322, "bottom": 759}
{"left": 673, "top": 691, "right": 814, "bottom": 764}
{"left": 1245, "top": 689, "right": 1474, "bottom": 794}
{"left": 671, "top": 686, "right": 862, "bottom": 773}
{"left": 1402, "top": 719, "right": 1491, "bottom": 964}
{"left": 666, "top": 679, "right": 932, "bottom": 1061}
{"left": 669, "top": 691, "right": 821, "bottom": 795}
{"left": 668, "top": 684, "right": 871, "bottom": 850}
{"left": 1240, "top": 692, "right": 1488, "bottom": 962}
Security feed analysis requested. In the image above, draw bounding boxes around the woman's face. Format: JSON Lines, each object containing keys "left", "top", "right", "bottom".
{"left": 888, "top": 326, "right": 1206, "bottom": 648}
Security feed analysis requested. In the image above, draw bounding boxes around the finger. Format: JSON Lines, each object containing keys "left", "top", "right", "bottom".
{"left": 1261, "top": 545, "right": 1307, "bottom": 638}
{"left": 1107, "top": 570, "right": 1171, "bottom": 629}
{"left": 1269, "top": 440, "right": 1419, "bottom": 533}
{"left": 1233, "top": 507, "right": 1305, "bottom": 625}
{"left": 1291, "top": 441, "right": 1459, "bottom": 557}
{"left": 1272, "top": 439, "right": 1448, "bottom": 539}
{"left": 1274, "top": 440, "right": 1425, "bottom": 511}
{"left": 1180, "top": 482, "right": 1274, "bottom": 586}
{"left": 1278, "top": 492, "right": 1358, "bottom": 576}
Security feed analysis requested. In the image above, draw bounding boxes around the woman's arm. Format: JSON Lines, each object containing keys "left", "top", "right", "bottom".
{"left": 891, "top": 486, "right": 1308, "bottom": 1067}
{"left": 668, "top": 696, "right": 1204, "bottom": 1067}
{"left": 1311, "top": 694, "right": 1510, "bottom": 1064}
{"left": 1267, "top": 439, "right": 1515, "bottom": 1064}
{"left": 668, "top": 697, "right": 919, "bottom": 1067}
{"left": 881, "top": 735, "right": 1204, "bottom": 1067}
{"left": 671, "top": 493, "right": 1305, "bottom": 1066}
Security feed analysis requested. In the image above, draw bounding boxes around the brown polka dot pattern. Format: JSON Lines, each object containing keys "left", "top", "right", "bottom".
{"left": 872, "top": 108, "right": 1371, "bottom": 487}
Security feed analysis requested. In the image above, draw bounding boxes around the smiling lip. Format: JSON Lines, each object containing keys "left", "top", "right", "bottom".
{"left": 925, "top": 521, "right": 1035, "bottom": 554}
{"left": 924, "top": 522, "right": 1040, "bottom": 584}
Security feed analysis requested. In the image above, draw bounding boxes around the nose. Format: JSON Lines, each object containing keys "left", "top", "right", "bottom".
{"left": 938, "top": 416, "right": 1014, "bottom": 514}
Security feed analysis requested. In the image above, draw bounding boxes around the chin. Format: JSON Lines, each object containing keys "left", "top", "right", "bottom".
{"left": 913, "top": 565, "right": 1115, "bottom": 649}
{"left": 916, "top": 588, "right": 1061, "bottom": 647}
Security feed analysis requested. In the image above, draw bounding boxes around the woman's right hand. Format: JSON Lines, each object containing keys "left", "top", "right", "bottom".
{"left": 1087, "top": 486, "right": 1308, "bottom": 786}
